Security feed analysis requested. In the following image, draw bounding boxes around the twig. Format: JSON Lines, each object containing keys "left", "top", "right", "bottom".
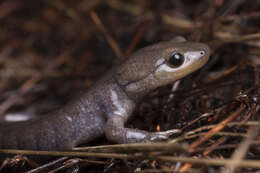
{"left": 26, "top": 157, "right": 68, "bottom": 173}
{"left": 226, "top": 119, "right": 260, "bottom": 172}
{"left": 105, "top": 0, "right": 201, "bottom": 32}
{"left": 73, "top": 142, "right": 187, "bottom": 153}
{"left": 124, "top": 22, "right": 151, "bottom": 58}
{"left": 89, "top": 10, "right": 124, "bottom": 61}
{"left": 210, "top": 32, "right": 260, "bottom": 47}
{"left": 183, "top": 121, "right": 260, "bottom": 137}
{"left": 179, "top": 105, "right": 246, "bottom": 172}
{"left": 1, "top": 149, "right": 260, "bottom": 169}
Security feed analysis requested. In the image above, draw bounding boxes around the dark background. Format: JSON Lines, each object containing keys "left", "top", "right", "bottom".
{"left": 0, "top": 0, "right": 260, "bottom": 172}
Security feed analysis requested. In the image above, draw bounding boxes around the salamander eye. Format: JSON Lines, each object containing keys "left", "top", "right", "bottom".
{"left": 168, "top": 52, "right": 184, "bottom": 68}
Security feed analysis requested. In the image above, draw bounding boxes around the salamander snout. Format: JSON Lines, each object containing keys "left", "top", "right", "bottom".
{"left": 198, "top": 43, "right": 211, "bottom": 59}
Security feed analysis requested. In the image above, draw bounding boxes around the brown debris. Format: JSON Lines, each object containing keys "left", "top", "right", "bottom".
{"left": 0, "top": 0, "right": 260, "bottom": 172}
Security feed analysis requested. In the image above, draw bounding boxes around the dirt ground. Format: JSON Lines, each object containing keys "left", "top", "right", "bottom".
{"left": 0, "top": 0, "right": 260, "bottom": 172}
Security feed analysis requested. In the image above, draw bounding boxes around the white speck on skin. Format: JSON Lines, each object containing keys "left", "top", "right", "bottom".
{"left": 155, "top": 58, "right": 165, "bottom": 66}
{"left": 156, "top": 64, "right": 179, "bottom": 73}
{"left": 126, "top": 131, "right": 146, "bottom": 140}
{"left": 80, "top": 106, "right": 86, "bottom": 112}
{"left": 184, "top": 51, "right": 202, "bottom": 59}
{"left": 4, "top": 113, "right": 31, "bottom": 122}
{"left": 110, "top": 90, "right": 127, "bottom": 116}
{"left": 66, "top": 116, "right": 72, "bottom": 122}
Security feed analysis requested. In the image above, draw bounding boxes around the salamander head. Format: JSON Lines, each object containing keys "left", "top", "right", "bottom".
{"left": 116, "top": 37, "right": 210, "bottom": 101}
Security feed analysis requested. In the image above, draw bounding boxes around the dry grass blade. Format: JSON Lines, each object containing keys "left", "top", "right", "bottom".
{"left": 26, "top": 157, "right": 68, "bottom": 173}
{"left": 1, "top": 149, "right": 260, "bottom": 169}
{"left": 106, "top": 0, "right": 200, "bottom": 32}
{"left": 226, "top": 118, "right": 260, "bottom": 172}
{"left": 189, "top": 106, "right": 246, "bottom": 151}
{"left": 179, "top": 105, "right": 246, "bottom": 172}
{"left": 210, "top": 33, "right": 260, "bottom": 47}
{"left": 89, "top": 10, "right": 124, "bottom": 61}
{"left": 73, "top": 142, "right": 188, "bottom": 153}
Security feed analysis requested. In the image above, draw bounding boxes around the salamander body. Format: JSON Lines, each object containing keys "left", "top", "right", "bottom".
{"left": 0, "top": 37, "right": 210, "bottom": 150}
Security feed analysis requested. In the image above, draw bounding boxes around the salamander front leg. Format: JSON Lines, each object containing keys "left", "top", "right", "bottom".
{"left": 105, "top": 116, "right": 180, "bottom": 143}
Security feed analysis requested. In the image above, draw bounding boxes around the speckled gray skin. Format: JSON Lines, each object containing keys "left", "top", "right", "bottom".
{"left": 0, "top": 37, "right": 210, "bottom": 150}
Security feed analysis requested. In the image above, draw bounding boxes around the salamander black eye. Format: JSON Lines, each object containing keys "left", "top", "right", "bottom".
{"left": 168, "top": 52, "right": 184, "bottom": 67}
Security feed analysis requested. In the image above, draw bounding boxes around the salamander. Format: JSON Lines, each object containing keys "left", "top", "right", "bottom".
{"left": 0, "top": 36, "right": 210, "bottom": 150}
